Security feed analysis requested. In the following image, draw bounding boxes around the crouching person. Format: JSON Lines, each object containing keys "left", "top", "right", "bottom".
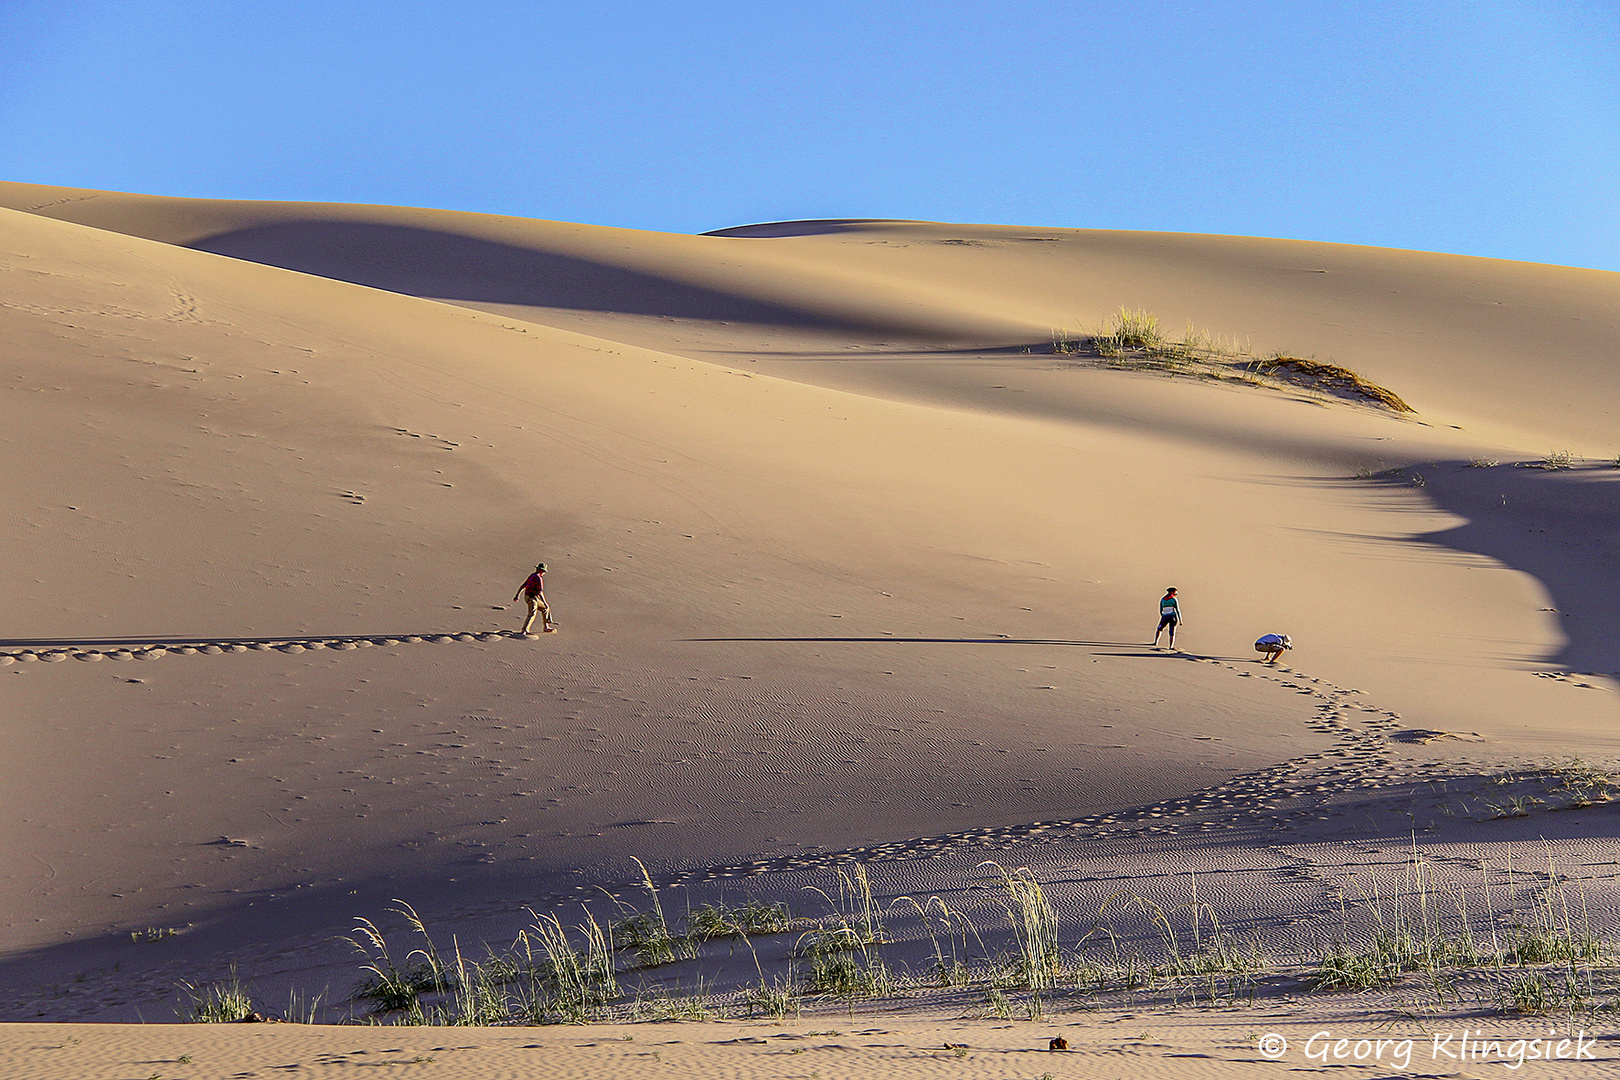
{"left": 1255, "top": 633, "right": 1291, "bottom": 664}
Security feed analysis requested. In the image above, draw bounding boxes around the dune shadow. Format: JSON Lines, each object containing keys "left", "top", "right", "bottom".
{"left": 1371, "top": 462, "right": 1620, "bottom": 676}
{"left": 706, "top": 342, "right": 1049, "bottom": 359}
{"left": 188, "top": 221, "right": 893, "bottom": 331}
{"left": 0, "top": 859, "right": 591, "bottom": 1023}
{"left": 701, "top": 219, "right": 912, "bottom": 238}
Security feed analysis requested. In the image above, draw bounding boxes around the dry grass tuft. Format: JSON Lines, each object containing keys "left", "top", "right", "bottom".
{"left": 1062, "top": 310, "right": 1412, "bottom": 414}
{"left": 1255, "top": 356, "right": 1412, "bottom": 412}
{"left": 1520, "top": 450, "right": 1576, "bottom": 470}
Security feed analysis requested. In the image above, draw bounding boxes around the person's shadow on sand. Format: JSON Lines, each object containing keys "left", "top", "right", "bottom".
{"left": 689, "top": 635, "right": 1139, "bottom": 647}
{"left": 689, "top": 636, "right": 1260, "bottom": 664}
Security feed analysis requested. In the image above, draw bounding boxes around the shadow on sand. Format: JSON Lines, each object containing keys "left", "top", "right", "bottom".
{"left": 688, "top": 635, "right": 1140, "bottom": 647}
{"left": 188, "top": 221, "right": 925, "bottom": 335}
{"left": 1366, "top": 461, "right": 1620, "bottom": 676}
{"left": 686, "top": 636, "right": 1250, "bottom": 661}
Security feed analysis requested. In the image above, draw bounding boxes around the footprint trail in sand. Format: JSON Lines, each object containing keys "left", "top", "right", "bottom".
{"left": 0, "top": 630, "right": 536, "bottom": 666}
{"left": 652, "top": 653, "right": 1451, "bottom": 887}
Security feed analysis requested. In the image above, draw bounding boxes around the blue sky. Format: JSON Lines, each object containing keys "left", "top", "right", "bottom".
{"left": 3, "top": 1, "right": 1617, "bottom": 269}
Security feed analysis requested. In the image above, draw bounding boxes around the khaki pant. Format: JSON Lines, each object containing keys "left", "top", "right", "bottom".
{"left": 522, "top": 593, "right": 550, "bottom": 633}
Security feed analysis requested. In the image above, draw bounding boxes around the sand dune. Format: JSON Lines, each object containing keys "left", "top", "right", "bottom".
{"left": 8, "top": 181, "right": 1618, "bottom": 449}
{"left": 3, "top": 182, "right": 1620, "bottom": 1073}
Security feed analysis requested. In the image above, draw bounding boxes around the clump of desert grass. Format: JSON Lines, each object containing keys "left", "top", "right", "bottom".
{"left": 179, "top": 971, "right": 259, "bottom": 1023}
{"left": 1089, "top": 309, "right": 1248, "bottom": 374}
{"left": 797, "top": 864, "right": 894, "bottom": 1000}
{"left": 1307, "top": 841, "right": 1612, "bottom": 1022}
{"left": 1056, "top": 307, "right": 1412, "bottom": 413}
{"left": 342, "top": 900, "right": 621, "bottom": 1024}
{"left": 980, "top": 862, "right": 1061, "bottom": 991}
{"left": 740, "top": 974, "right": 800, "bottom": 1019}
{"left": 605, "top": 861, "right": 795, "bottom": 967}
{"left": 1050, "top": 327, "right": 1082, "bottom": 354}
{"left": 1093, "top": 308, "right": 1171, "bottom": 354}
{"left": 1520, "top": 450, "right": 1576, "bottom": 469}
{"left": 606, "top": 858, "right": 694, "bottom": 968}
{"left": 797, "top": 925, "right": 894, "bottom": 999}
{"left": 1500, "top": 970, "right": 1603, "bottom": 1017}
{"left": 686, "top": 898, "right": 793, "bottom": 941}
{"left": 349, "top": 903, "right": 455, "bottom": 1022}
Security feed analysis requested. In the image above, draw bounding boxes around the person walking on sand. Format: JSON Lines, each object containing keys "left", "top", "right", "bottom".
{"left": 513, "top": 562, "right": 555, "bottom": 634}
{"left": 1154, "top": 587, "right": 1182, "bottom": 648}
{"left": 1255, "top": 633, "right": 1291, "bottom": 664}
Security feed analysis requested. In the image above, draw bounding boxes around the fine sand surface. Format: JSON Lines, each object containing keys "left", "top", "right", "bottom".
{"left": 3, "top": 181, "right": 1620, "bottom": 1075}
{"left": 2, "top": 1012, "right": 1611, "bottom": 1080}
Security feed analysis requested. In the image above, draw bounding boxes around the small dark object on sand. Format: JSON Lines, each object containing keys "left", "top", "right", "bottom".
{"left": 1050, "top": 1035, "right": 1069, "bottom": 1051}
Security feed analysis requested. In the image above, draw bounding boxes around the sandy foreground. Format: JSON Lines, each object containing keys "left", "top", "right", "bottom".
{"left": 2, "top": 1013, "right": 1613, "bottom": 1080}
{"left": 3, "top": 181, "right": 1620, "bottom": 1076}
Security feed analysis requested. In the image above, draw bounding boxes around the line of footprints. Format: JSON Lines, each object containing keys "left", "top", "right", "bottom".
{"left": 679, "top": 656, "right": 1415, "bottom": 884}
{"left": 0, "top": 631, "right": 529, "bottom": 666}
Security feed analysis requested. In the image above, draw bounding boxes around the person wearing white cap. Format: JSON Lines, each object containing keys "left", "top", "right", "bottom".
{"left": 1255, "top": 633, "right": 1291, "bottom": 664}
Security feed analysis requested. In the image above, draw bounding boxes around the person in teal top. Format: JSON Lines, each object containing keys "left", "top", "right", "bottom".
{"left": 1154, "top": 587, "right": 1182, "bottom": 648}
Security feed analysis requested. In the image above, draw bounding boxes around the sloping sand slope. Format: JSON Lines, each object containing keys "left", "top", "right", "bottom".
{"left": 8, "top": 181, "right": 1617, "bottom": 450}
{"left": 3, "top": 183, "right": 1620, "bottom": 1056}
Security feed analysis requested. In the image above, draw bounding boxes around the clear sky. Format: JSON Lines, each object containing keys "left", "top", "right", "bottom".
{"left": 3, "top": 1, "right": 1617, "bottom": 270}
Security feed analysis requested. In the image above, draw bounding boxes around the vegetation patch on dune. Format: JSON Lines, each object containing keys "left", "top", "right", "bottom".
{"left": 1054, "top": 307, "right": 1413, "bottom": 413}
{"left": 176, "top": 843, "right": 1620, "bottom": 1027}
{"left": 1254, "top": 355, "right": 1412, "bottom": 412}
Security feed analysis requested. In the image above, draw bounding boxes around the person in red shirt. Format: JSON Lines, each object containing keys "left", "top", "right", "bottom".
{"left": 512, "top": 562, "right": 555, "bottom": 634}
